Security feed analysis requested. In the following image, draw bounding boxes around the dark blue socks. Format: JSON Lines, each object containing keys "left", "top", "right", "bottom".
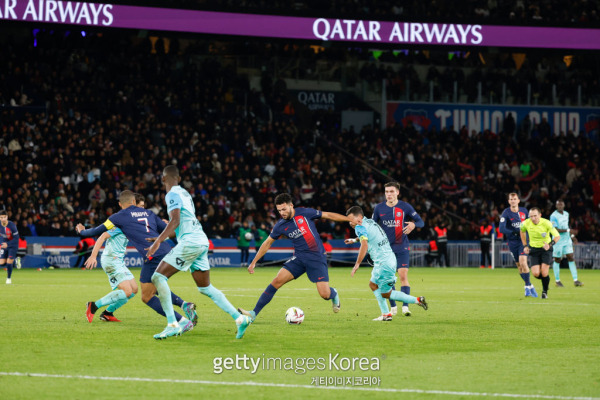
{"left": 146, "top": 296, "right": 183, "bottom": 321}
{"left": 253, "top": 284, "right": 278, "bottom": 316}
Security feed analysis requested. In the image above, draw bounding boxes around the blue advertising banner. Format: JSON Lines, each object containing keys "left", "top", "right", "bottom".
{"left": 386, "top": 102, "right": 600, "bottom": 137}
{"left": 19, "top": 237, "right": 365, "bottom": 269}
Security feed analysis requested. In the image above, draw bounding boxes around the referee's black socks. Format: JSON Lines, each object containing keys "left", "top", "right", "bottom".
{"left": 541, "top": 275, "right": 550, "bottom": 292}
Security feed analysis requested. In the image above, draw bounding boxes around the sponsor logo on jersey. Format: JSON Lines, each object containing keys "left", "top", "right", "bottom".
{"left": 382, "top": 220, "right": 404, "bottom": 228}
{"left": 288, "top": 227, "right": 307, "bottom": 239}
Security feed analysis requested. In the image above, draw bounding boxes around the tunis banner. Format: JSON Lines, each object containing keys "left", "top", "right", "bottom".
{"left": 386, "top": 101, "right": 600, "bottom": 137}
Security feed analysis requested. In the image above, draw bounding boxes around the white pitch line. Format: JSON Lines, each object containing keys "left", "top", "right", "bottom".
{"left": 0, "top": 372, "right": 598, "bottom": 400}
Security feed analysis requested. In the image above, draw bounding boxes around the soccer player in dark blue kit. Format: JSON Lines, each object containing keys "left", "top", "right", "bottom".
{"left": 238, "top": 193, "right": 351, "bottom": 324}
{"left": 499, "top": 192, "right": 537, "bottom": 297}
{"left": 0, "top": 210, "right": 19, "bottom": 284}
{"left": 76, "top": 190, "right": 197, "bottom": 330}
{"left": 372, "top": 182, "right": 424, "bottom": 318}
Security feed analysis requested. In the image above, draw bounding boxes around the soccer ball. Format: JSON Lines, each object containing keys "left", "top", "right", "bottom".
{"left": 244, "top": 232, "right": 253, "bottom": 241}
{"left": 285, "top": 307, "right": 305, "bottom": 324}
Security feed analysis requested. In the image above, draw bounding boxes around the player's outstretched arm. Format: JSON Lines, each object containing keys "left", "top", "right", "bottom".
{"left": 248, "top": 236, "right": 275, "bottom": 274}
{"left": 146, "top": 209, "right": 180, "bottom": 259}
{"left": 153, "top": 212, "right": 178, "bottom": 243}
{"left": 321, "top": 211, "right": 352, "bottom": 222}
{"left": 85, "top": 231, "right": 110, "bottom": 270}
{"left": 351, "top": 238, "right": 368, "bottom": 276}
{"left": 76, "top": 222, "right": 108, "bottom": 238}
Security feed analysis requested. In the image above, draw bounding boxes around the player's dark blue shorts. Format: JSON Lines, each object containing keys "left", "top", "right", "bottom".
{"left": 283, "top": 253, "right": 329, "bottom": 283}
{"left": 0, "top": 246, "right": 18, "bottom": 260}
{"left": 394, "top": 246, "right": 410, "bottom": 269}
{"left": 140, "top": 258, "right": 161, "bottom": 283}
{"left": 508, "top": 241, "right": 526, "bottom": 262}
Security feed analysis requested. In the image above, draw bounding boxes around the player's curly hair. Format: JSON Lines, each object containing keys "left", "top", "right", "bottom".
{"left": 275, "top": 193, "right": 293, "bottom": 205}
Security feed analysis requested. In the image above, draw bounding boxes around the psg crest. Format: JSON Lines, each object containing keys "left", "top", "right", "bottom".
{"left": 298, "top": 218, "right": 304, "bottom": 223}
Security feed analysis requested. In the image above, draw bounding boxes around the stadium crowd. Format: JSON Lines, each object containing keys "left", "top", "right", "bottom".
{"left": 1, "top": 29, "right": 599, "bottom": 243}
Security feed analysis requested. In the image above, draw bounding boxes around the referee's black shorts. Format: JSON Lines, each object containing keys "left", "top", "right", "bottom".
{"left": 529, "top": 246, "right": 553, "bottom": 266}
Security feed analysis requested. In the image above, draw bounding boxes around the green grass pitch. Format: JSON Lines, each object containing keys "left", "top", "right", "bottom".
{"left": 1, "top": 267, "right": 599, "bottom": 399}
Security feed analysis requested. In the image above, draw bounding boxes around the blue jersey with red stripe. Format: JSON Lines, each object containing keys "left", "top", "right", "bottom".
{"left": 372, "top": 201, "right": 424, "bottom": 252}
{"left": 104, "top": 206, "right": 171, "bottom": 259}
{"left": 270, "top": 207, "right": 325, "bottom": 257}
{"left": 499, "top": 207, "right": 528, "bottom": 243}
{"left": 0, "top": 221, "right": 19, "bottom": 247}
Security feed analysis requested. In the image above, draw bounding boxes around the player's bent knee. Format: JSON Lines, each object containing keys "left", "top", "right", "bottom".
{"left": 316, "top": 286, "right": 330, "bottom": 299}
{"left": 151, "top": 272, "right": 167, "bottom": 285}
{"left": 140, "top": 289, "right": 154, "bottom": 303}
{"left": 141, "top": 294, "right": 152, "bottom": 303}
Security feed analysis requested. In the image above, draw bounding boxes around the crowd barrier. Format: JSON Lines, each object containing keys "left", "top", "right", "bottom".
{"left": 17, "top": 237, "right": 600, "bottom": 269}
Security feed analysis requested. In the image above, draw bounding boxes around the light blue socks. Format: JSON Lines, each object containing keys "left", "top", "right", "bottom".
{"left": 198, "top": 284, "right": 241, "bottom": 319}
{"left": 152, "top": 272, "right": 177, "bottom": 324}
{"left": 106, "top": 293, "right": 135, "bottom": 313}
{"left": 95, "top": 289, "right": 127, "bottom": 309}
{"left": 389, "top": 290, "right": 418, "bottom": 304}
{"left": 374, "top": 289, "right": 390, "bottom": 314}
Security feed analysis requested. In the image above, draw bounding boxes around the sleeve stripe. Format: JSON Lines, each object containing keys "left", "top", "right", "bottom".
{"left": 103, "top": 220, "right": 115, "bottom": 230}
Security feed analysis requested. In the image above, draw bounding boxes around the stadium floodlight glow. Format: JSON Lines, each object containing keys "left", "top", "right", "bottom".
{"left": 1, "top": 1, "right": 599, "bottom": 50}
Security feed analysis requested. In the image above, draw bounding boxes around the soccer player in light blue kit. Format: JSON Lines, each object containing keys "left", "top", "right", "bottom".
{"left": 146, "top": 165, "right": 251, "bottom": 340}
{"left": 550, "top": 200, "right": 584, "bottom": 287}
{"left": 77, "top": 191, "right": 196, "bottom": 331}
{"left": 372, "top": 182, "right": 425, "bottom": 317}
{"left": 84, "top": 226, "right": 138, "bottom": 322}
{"left": 345, "top": 206, "right": 428, "bottom": 321}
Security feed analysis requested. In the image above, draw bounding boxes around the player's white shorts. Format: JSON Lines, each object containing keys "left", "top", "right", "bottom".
{"left": 163, "top": 243, "right": 210, "bottom": 273}
{"left": 101, "top": 255, "right": 134, "bottom": 290}
{"left": 552, "top": 240, "right": 574, "bottom": 258}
